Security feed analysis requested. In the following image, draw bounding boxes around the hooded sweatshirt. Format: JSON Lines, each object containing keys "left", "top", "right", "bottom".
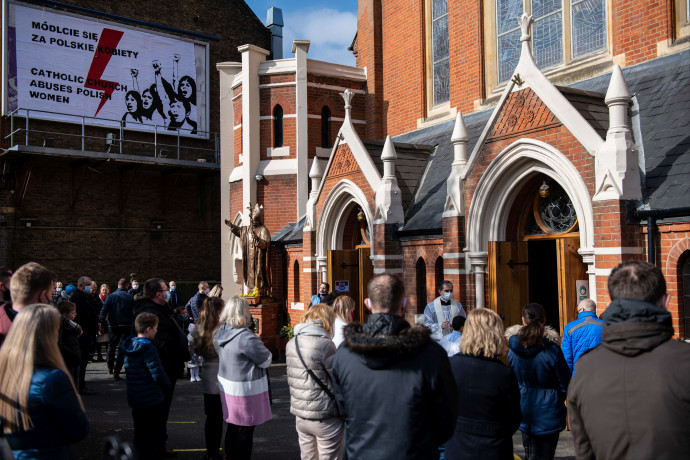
{"left": 332, "top": 313, "right": 458, "bottom": 460}
{"left": 506, "top": 324, "right": 571, "bottom": 435}
{"left": 567, "top": 298, "right": 690, "bottom": 460}
{"left": 215, "top": 324, "right": 272, "bottom": 426}
{"left": 121, "top": 336, "right": 171, "bottom": 408}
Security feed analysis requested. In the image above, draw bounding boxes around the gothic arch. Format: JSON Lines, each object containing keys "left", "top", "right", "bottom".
{"left": 316, "top": 179, "right": 374, "bottom": 272}
{"left": 467, "top": 139, "right": 594, "bottom": 254}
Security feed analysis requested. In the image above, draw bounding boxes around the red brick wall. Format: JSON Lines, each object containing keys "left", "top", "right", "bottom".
{"left": 611, "top": 0, "right": 673, "bottom": 65}
{"left": 401, "top": 238, "right": 443, "bottom": 314}
{"left": 355, "top": 0, "right": 385, "bottom": 139}
{"left": 256, "top": 174, "right": 297, "bottom": 234}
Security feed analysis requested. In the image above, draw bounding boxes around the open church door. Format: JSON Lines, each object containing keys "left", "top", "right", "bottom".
{"left": 557, "top": 237, "right": 588, "bottom": 333}
{"left": 357, "top": 246, "right": 374, "bottom": 323}
{"left": 327, "top": 250, "right": 360, "bottom": 318}
{"left": 488, "top": 241, "right": 529, "bottom": 328}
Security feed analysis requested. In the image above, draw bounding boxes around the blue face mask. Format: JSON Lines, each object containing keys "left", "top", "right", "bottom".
{"left": 170, "top": 286, "right": 176, "bottom": 292}
{"left": 443, "top": 292, "right": 452, "bottom": 301}
{"left": 84, "top": 286, "right": 91, "bottom": 294}
{"left": 56, "top": 288, "right": 62, "bottom": 292}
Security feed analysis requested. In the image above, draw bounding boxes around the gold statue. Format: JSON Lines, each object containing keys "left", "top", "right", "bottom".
{"left": 225, "top": 203, "right": 271, "bottom": 296}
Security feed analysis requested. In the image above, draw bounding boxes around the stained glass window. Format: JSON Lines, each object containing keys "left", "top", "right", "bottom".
{"left": 571, "top": 0, "right": 606, "bottom": 58}
{"left": 432, "top": 0, "right": 450, "bottom": 105}
{"left": 496, "top": 0, "right": 607, "bottom": 83}
{"left": 497, "top": 0, "right": 523, "bottom": 82}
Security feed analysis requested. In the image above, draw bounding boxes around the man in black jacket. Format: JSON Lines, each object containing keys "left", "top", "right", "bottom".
{"left": 71, "top": 275, "right": 99, "bottom": 394}
{"left": 133, "top": 278, "right": 189, "bottom": 455}
{"left": 99, "top": 278, "right": 134, "bottom": 380}
{"left": 568, "top": 260, "right": 690, "bottom": 459}
{"left": 332, "top": 273, "right": 458, "bottom": 460}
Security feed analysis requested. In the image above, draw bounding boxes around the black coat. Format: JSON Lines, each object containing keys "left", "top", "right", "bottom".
{"left": 58, "top": 317, "right": 82, "bottom": 369}
{"left": 70, "top": 289, "right": 99, "bottom": 337}
{"left": 332, "top": 313, "right": 458, "bottom": 460}
{"left": 568, "top": 298, "right": 690, "bottom": 459}
{"left": 132, "top": 297, "right": 189, "bottom": 381}
{"left": 445, "top": 354, "right": 521, "bottom": 460}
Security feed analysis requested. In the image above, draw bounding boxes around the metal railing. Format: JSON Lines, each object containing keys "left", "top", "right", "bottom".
{"left": 4, "top": 107, "right": 219, "bottom": 164}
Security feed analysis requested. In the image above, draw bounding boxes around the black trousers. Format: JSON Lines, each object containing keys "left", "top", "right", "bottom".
{"left": 132, "top": 405, "right": 165, "bottom": 460}
{"left": 521, "top": 431, "right": 560, "bottom": 460}
{"left": 77, "top": 334, "right": 95, "bottom": 390}
{"left": 203, "top": 393, "right": 224, "bottom": 458}
{"left": 107, "top": 325, "right": 131, "bottom": 373}
{"left": 224, "top": 423, "right": 255, "bottom": 460}
{"left": 161, "top": 364, "right": 179, "bottom": 442}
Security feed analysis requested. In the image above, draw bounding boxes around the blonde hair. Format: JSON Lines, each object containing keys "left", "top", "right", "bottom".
{"left": 460, "top": 309, "right": 507, "bottom": 359}
{"left": 209, "top": 284, "right": 223, "bottom": 298}
{"left": 333, "top": 295, "right": 355, "bottom": 323}
{"left": 0, "top": 304, "right": 84, "bottom": 434}
{"left": 219, "top": 296, "right": 251, "bottom": 328}
{"left": 302, "top": 303, "right": 336, "bottom": 335}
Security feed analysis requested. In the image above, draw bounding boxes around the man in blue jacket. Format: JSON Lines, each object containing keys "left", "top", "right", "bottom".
{"left": 561, "top": 299, "right": 603, "bottom": 373}
{"left": 99, "top": 278, "right": 134, "bottom": 380}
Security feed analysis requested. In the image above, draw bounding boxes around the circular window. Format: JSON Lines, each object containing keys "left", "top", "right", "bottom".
{"left": 533, "top": 182, "right": 578, "bottom": 234}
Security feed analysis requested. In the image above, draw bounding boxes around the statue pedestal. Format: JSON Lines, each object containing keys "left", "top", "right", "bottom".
{"left": 246, "top": 297, "right": 281, "bottom": 356}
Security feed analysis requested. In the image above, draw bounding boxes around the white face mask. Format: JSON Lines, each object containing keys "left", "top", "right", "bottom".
{"left": 132, "top": 284, "right": 139, "bottom": 290}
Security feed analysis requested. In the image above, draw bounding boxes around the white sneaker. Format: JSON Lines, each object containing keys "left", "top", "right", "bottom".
{"left": 190, "top": 377, "right": 195, "bottom": 382}
{"left": 196, "top": 377, "right": 202, "bottom": 382}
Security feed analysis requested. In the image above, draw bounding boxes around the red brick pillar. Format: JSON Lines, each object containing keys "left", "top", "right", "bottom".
{"left": 592, "top": 199, "right": 644, "bottom": 306}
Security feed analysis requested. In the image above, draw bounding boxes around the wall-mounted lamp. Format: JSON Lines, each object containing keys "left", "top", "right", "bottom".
{"left": 151, "top": 218, "right": 166, "bottom": 230}
{"left": 255, "top": 174, "right": 264, "bottom": 182}
{"left": 20, "top": 217, "right": 37, "bottom": 227}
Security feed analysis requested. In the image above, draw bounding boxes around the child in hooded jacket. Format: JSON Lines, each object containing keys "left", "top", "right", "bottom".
{"left": 122, "top": 312, "right": 171, "bottom": 460}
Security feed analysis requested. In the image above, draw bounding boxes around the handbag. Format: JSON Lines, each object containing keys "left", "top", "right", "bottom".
{"left": 294, "top": 335, "right": 340, "bottom": 416}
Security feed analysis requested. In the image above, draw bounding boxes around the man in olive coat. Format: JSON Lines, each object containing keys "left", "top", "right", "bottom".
{"left": 567, "top": 261, "right": 690, "bottom": 459}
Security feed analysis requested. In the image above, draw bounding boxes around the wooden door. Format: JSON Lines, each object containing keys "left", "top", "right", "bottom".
{"left": 357, "top": 246, "right": 374, "bottom": 323}
{"left": 488, "top": 241, "right": 529, "bottom": 328}
{"left": 557, "top": 237, "right": 588, "bottom": 333}
{"left": 327, "top": 249, "right": 360, "bottom": 317}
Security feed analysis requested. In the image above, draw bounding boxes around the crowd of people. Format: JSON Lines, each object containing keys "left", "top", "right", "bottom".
{"left": 0, "top": 260, "right": 688, "bottom": 460}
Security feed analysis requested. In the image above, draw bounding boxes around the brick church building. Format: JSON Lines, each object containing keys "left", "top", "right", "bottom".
{"left": 221, "top": 0, "right": 689, "bottom": 346}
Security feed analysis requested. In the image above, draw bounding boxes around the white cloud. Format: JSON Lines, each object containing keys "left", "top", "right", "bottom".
{"left": 282, "top": 8, "right": 357, "bottom": 66}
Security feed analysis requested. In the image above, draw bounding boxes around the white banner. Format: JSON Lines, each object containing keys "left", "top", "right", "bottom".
{"left": 5, "top": 2, "right": 208, "bottom": 137}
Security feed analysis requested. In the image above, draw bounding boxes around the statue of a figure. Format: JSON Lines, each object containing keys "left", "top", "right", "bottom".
{"left": 224, "top": 203, "right": 271, "bottom": 296}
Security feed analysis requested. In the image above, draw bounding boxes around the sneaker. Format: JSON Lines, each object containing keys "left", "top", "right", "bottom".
{"left": 113, "top": 372, "right": 122, "bottom": 381}
{"left": 190, "top": 377, "right": 195, "bottom": 382}
{"left": 195, "top": 377, "right": 202, "bottom": 382}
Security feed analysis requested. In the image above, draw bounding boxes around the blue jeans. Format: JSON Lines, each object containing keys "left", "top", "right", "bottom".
{"left": 521, "top": 432, "right": 559, "bottom": 460}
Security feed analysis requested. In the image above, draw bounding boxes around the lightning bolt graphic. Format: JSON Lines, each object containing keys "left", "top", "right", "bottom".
{"left": 84, "top": 28, "right": 124, "bottom": 117}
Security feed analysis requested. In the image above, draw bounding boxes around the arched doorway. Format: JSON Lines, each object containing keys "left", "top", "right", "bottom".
{"left": 316, "top": 180, "right": 375, "bottom": 322}
{"left": 467, "top": 139, "right": 594, "bottom": 333}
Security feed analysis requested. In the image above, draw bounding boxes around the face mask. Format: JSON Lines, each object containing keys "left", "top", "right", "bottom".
{"left": 204, "top": 289, "right": 210, "bottom": 295}
{"left": 170, "top": 286, "right": 176, "bottom": 292}
{"left": 56, "top": 288, "right": 62, "bottom": 292}
{"left": 132, "top": 285, "right": 139, "bottom": 290}
{"left": 84, "top": 286, "right": 91, "bottom": 294}
{"left": 443, "top": 292, "right": 452, "bottom": 301}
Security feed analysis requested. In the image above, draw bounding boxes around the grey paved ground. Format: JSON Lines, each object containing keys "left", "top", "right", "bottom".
{"left": 74, "top": 361, "right": 574, "bottom": 459}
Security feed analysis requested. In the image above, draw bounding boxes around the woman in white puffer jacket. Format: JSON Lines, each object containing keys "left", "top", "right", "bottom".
{"left": 286, "top": 303, "right": 343, "bottom": 460}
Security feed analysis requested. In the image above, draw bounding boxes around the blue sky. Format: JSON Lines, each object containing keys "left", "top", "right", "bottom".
{"left": 245, "top": 0, "right": 358, "bottom": 66}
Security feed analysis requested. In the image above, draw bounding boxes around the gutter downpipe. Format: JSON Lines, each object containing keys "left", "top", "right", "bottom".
{"left": 635, "top": 207, "right": 690, "bottom": 265}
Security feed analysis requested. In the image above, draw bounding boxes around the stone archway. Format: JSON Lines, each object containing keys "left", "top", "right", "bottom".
{"left": 466, "top": 138, "right": 595, "bottom": 306}
{"left": 316, "top": 179, "right": 374, "bottom": 278}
